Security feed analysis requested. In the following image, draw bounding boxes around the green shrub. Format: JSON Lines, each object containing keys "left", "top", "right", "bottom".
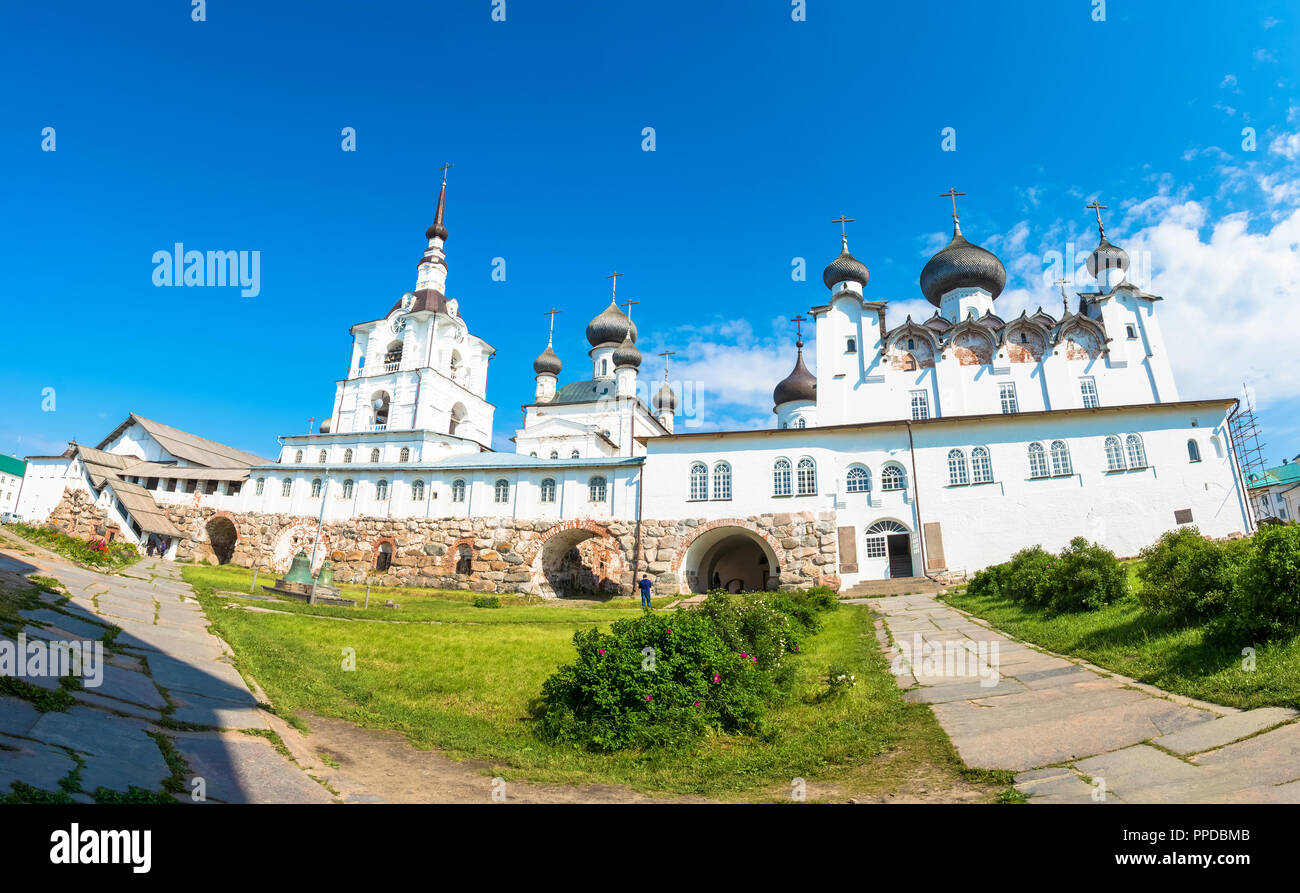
{"left": 823, "top": 663, "right": 856, "bottom": 697}
{"left": 968, "top": 545, "right": 1053, "bottom": 603}
{"left": 1036, "top": 537, "right": 1128, "bottom": 612}
{"left": 1224, "top": 523, "right": 1300, "bottom": 639}
{"left": 471, "top": 595, "right": 501, "bottom": 609}
{"left": 1135, "top": 527, "right": 1237, "bottom": 621}
{"left": 6, "top": 522, "right": 140, "bottom": 570}
{"left": 537, "top": 587, "right": 837, "bottom": 752}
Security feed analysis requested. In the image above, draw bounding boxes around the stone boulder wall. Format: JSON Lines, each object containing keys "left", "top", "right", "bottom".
{"left": 45, "top": 488, "right": 115, "bottom": 541}
{"left": 160, "top": 507, "right": 843, "bottom": 597}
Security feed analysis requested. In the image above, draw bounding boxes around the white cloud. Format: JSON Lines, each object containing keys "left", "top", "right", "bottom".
{"left": 1263, "top": 16, "right": 1280, "bottom": 29}
{"left": 1254, "top": 48, "right": 1277, "bottom": 63}
{"left": 1269, "top": 130, "right": 1300, "bottom": 161}
{"left": 1220, "top": 73, "right": 1239, "bottom": 90}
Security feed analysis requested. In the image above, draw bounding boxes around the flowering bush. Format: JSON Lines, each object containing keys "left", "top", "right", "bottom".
{"left": 823, "top": 663, "right": 856, "bottom": 696}
{"left": 537, "top": 588, "right": 838, "bottom": 751}
{"left": 7, "top": 523, "right": 140, "bottom": 569}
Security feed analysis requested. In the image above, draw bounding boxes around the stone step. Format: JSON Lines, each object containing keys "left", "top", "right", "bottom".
{"left": 839, "top": 577, "right": 940, "bottom": 598}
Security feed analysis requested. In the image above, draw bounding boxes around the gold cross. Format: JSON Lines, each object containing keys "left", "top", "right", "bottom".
{"left": 832, "top": 215, "right": 854, "bottom": 239}
{"left": 543, "top": 307, "right": 562, "bottom": 341}
{"left": 1054, "top": 276, "right": 1070, "bottom": 314}
{"left": 940, "top": 188, "right": 965, "bottom": 222}
{"left": 791, "top": 314, "right": 807, "bottom": 341}
{"left": 1085, "top": 200, "right": 1108, "bottom": 236}
{"left": 606, "top": 271, "right": 622, "bottom": 300}
{"left": 619, "top": 299, "right": 640, "bottom": 320}
{"left": 438, "top": 162, "right": 454, "bottom": 184}
{"left": 658, "top": 348, "right": 676, "bottom": 379}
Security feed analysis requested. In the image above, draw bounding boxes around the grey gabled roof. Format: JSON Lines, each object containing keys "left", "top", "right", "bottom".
{"left": 98, "top": 413, "right": 271, "bottom": 467}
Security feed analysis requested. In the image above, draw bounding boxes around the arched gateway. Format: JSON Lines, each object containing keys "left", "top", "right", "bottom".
{"left": 675, "top": 521, "right": 782, "bottom": 594}
{"left": 527, "top": 521, "right": 627, "bottom": 598}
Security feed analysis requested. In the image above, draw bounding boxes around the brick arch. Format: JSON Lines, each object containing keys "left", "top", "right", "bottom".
{"left": 671, "top": 518, "right": 782, "bottom": 570}
{"left": 204, "top": 510, "right": 242, "bottom": 543}
{"left": 371, "top": 536, "right": 397, "bottom": 571}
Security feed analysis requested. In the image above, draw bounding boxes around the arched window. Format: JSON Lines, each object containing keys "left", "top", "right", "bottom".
{"left": 797, "top": 457, "right": 817, "bottom": 495}
{"left": 864, "top": 519, "right": 908, "bottom": 559}
{"left": 689, "top": 462, "right": 708, "bottom": 500}
{"left": 530, "top": 451, "right": 537, "bottom": 457}
{"left": 540, "top": 478, "right": 556, "bottom": 503}
{"left": 589, "top": 476, "right": 607, "bottom": 502}
{"left": 881, "top": 464, "right": 906, "bottom": 491}
{"left": 549, "top": 450, "right": 559, "bottom": 460}
{"left": 294, "top": 449, "right": 304, "bottom": 463}
{"left": 1104, "top": 435, "right": 1126, "bottom": 471}
{"left": 342, "top": 479, "right": 354, "bottom": 498}
{"left": 456, "top": 545, "right": 472, "bottom": 575}
{"left": 947, "top": 449, "right": 969, "bottom": 486}
{"left": 773, "top": 458, "right": 792, "bottom": 496}
{"left": 375, "top": 542, "right": 393, "bottom": 571}
{"left": 846, "top": 336, "right": 857, "bottom": 353}
{"left": 451, "top": 479, "right": 466, "bottom": 502}
{"left": 399, "top": 447, "right": 410, "bottom": 463}
{"left": 1050, "top": 440, "right": 1072, "bottom": 476}
{"left": 712, "top": 462, "right": 732, "bottom": 500}
{"left": 1187, "top": 439, "right": 1201, "bottom": 463}
{"left": 1210, "top": 435, "right": 1225, "bottom": 459}
{"left": 281, "top": 478, "right": 293, "bottom": 497}
{"left": 1028, "top": 442, "right": 1049, "bottom": 478}
{"left": 370, "top": 448, "right": 381, "bottom": 463}
{"left": 310, "top": 478, "right": 322, "bottom": 498}
{"left": 411, "top": 480, "right": 425, "bottom": 500}
{"left": 343, "top": 448, "right": 353, "bottom": 464}
{"left": 570, "top": 450, "right": 580, "bottom": 459}
{"left": 971, "top": 447, "right": 993, "bottom": 483}
{"left": 318, "top": 450, "right": 327, "bottom": 464}
{"left": 795, "top": 417, "right": 807, "bottom": 429}
{"left": 376, "top": 479, "right": 389, "bottom": 500}
{"left": 494, "top": 479, "right": 509, "bottom": 503}
{"left": 1126, "top": 434, "right": 1147, "bottom": 468}
{"left": 254, "top": 477, "right": 265, "bottom": 495}
{"left": 846, "top": 465, "right": 870, "bottom": 493}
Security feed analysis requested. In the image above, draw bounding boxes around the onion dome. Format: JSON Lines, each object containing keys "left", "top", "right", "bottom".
{"left": 773, "top": 338, "right": 817, "bottom": 407}
{"left": 1086, "top": 236, "right": 1129, "bottom": 281}
{"left": 822, "top": 238, "right": 870, "bottom": 289}
{"left": 319, "top": 418, "right": 331, "bottom": 434}
{"left": 533, "top": 343, "right": 562, "bottom": 376}
{"left": 612, "top": 332, "right": 642, "bottom": 368}
{"left": 586, "top": 300, "right": 638, "bottom": 347}
{"left": 920, "top": 223, "right": 1007, "bottom": 306}
{"left": 653, "top": 379, "right": 677, "bottom": 413}
{"left": 425, "top": 177, "right": 449, "bottom": 241}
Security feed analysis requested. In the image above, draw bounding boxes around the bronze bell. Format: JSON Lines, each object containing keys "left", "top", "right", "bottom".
{"left": 284, "top": 550, "right": 314, "bottom": 585}
{"left": 317, "top": 560, "right": 335, "bottom": 588}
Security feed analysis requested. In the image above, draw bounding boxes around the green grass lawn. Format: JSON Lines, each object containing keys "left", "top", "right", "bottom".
{"left": 186, "top": 564, "right": 998, "bottom": 801}
{"left": 945, "top": 578, "right": 1300, "bottom": 711}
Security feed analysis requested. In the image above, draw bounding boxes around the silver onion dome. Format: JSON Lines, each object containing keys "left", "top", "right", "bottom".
{"left": 612, "top": 332, "right": 642, "bottom": 368}
{"left": 653, "top": 379, "right": 677, "bottom": 412}
{"left": 920, "top": 225, "right": 1007, "bottom": 306}
{"left": 586, "top": 300, "right": 638, "bottom": 347}
{"left": 822, "top": 241, "right": 870, "bottom": 289}
{"left": 533, "top": 344, "right": 562, "bottom": 376}
{"left": 1086, "top": 236, "right": 1130, "bottom": 281}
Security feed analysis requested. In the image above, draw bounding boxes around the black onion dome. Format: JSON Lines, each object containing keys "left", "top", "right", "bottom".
{"left": 612, "top": 332, "right": 642, "bottom": 368}
{"left": 773, "top": 349, "right": 817, "bottom": 407}
{"left": 586, "top": 300, "right": 638, "bottom": 347}
{"left": 822, "top": 242, "right": 870, "bottom": 289}
{"left": 920, "top": 226, "right": 1007, "bottom": 306}
{"left": 533, "top": 344, "right": 562, "bottom": 376}
{"left": 653, "top": 380, "right": 677, "bottom": 412}
{"left": 1086, "top": 236, "right": 1130, "bottom": 280}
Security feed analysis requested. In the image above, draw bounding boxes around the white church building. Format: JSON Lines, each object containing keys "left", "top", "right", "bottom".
{"left": 15, "top": 177, "right": 1253, "bottom": 596}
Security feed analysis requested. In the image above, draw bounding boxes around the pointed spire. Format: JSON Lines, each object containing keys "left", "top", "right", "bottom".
{"left": 426, "top": 163, "right": 453, "bottom": 242}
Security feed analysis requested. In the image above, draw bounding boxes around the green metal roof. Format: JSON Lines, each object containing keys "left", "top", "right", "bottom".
{"left": 1246, "top": 461, "right": 1300, "bottom": 489}
{"left": 0, "top": 454, "right": 25, "bottom": 477}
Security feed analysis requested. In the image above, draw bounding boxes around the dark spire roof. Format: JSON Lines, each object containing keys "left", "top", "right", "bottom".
{"left": 425, "top": 177, "right": 449, "bottom": 242}
{"left": 533, "top": 342, "right": 562, "bottom": 376}
{"left": 919, "top": 221, "right": 1007, "bottom": 306}
{"left": 1087, "top": 235, "right": 1130, "bottom": 280}
{"left": 653, "top": 379, "right": 677, "bottom": 413}
{"left": 773, "top": 334, "right": 817, "bottom": 407}
{"left": 612, "top": 331, "right": 642, "bottom": 368}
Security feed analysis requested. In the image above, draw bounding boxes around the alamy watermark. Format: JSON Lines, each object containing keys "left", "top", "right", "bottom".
{"left": 1, "top": 633, "right": 103, "bottom": 688}
{"left": 151, "top": 243, "right": 260, "bottom": 297}
{"left": 890, "top": 633, "right": 1000, "bottom": 688}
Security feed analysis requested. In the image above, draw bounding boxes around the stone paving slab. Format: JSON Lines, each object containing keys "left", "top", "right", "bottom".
{"left": 0, "top": 696, "right": 42, "bottom": 737}
{"left": 169, "top": 731, "right": 333, "bottom": 803}
{"left": 0, "top": 733, "right": 78, "bottom": 794}
{"left": 1154, "top": 707, "right": 1298, "bottom": 755}
{"left": 28, "top": 706, "right": 171, "bottom": 793}
{"left": 19, "top": 608, "right": 112, "bottom": 640}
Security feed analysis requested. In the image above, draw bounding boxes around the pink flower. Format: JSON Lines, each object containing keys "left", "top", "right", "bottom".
{"left": 598, "top": 648, "right": 606, "bottom": 655}
{"left": 740, "top": 652, "right": 748, "bottom": 659}
{"left": 694, "top": 701, "right": 701, "bottom": 707}
{"left": 712, "top": 673, "right": 721, "bottom": 683}
{"left": 752, "top": 656, "right": 758, "bottom": 663}
{"left": 645, "top": 695, "right": 653, "bottom": 702}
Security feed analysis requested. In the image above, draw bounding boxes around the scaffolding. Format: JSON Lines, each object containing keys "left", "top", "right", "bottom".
{"left": 1228, "top": 382, "right": 1268, "bottom": 528}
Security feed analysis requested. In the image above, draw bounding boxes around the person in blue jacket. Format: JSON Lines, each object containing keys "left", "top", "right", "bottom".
{"left": 638, "top": 574, "right": 653, "bottom": 609}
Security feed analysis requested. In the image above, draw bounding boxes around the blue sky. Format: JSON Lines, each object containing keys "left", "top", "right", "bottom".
{"left": 2, "top": 1, "right": 1297, "bottom": 465}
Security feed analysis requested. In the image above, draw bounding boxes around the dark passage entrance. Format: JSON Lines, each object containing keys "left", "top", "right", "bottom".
{"left": 886, "top": 533, "right": 913, "bottom": 578}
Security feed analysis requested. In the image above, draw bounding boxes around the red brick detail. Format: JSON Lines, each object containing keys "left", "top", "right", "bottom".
{"left": 206, "top": 510, "right": 242, "bottom": 545}
{"left": 525, "top": 519, "right": 616, "bottom": 566}
{"left": 670, "top": 518, "right": 782, "bottom": 572}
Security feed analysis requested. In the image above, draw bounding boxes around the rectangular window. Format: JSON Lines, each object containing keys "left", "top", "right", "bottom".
{"left": 999, "top": 383, "right": 1018, "bottom": 415}
{"left": 910, "top": 390, "right": 930, "bottom": 421}
{"left": 1080, "top": 377, "right": 1099, "bottom": 409}
{"left": 864, "top": 537, "right": 887, "bottom": 559}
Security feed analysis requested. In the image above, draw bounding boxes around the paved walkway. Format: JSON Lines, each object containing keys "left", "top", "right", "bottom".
{"left": 0, "top": 532, "right": 333, "bottom": 803}
{"left": 857, "top": 594, "right": 1300, "bottom": 803}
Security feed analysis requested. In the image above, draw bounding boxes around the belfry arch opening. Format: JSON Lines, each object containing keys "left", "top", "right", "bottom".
{"left": 536, "top": 527, "right": 620, "bottom": 599}
{"left": 682, "top": 525, "right": 779, "bottom": 593}
{"left": 205, "top": 517, "right": 238, "bottom": 565}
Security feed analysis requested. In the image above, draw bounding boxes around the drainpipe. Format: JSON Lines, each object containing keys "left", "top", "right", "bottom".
{"left": 631, "top": 463, "right": 644, "bottom": 596}
{"left": 905, "top": 421, "right": 928, "bottom": 577}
